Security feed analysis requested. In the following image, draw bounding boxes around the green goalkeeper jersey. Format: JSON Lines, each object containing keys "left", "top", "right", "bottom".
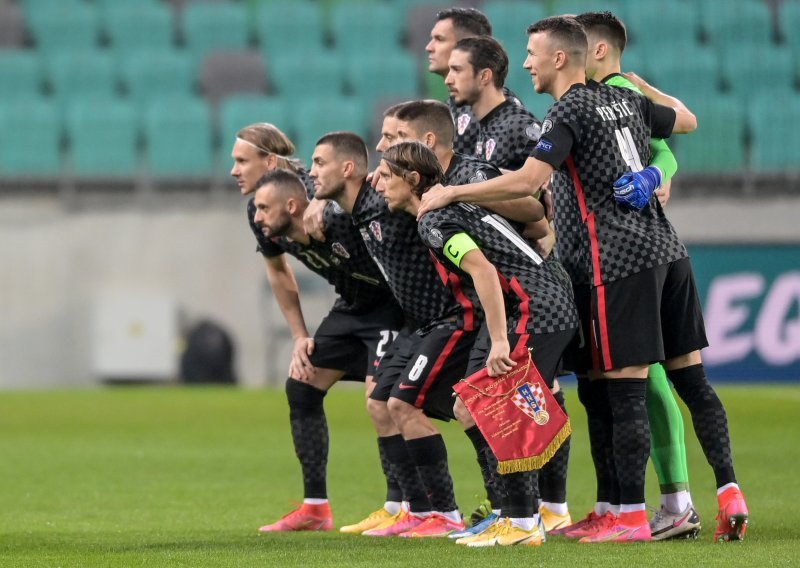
{"left": 604, "top": 73, "right": 678, "bottom": 182}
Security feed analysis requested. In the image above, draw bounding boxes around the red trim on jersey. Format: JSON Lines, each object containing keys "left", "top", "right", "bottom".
{"left": 415, "top": 328, "right": 463, "bottom": 408}
{"left": 508, "top": 276, "right": 531, "bottom": 335}
{"left": 429, "top": 252, "right": 475, "bottom": 331}
{"left": 567, "top": 156, "right": 613, "bottom": 369}
{"left": 593, "top": 283, "right": 613, "bottom": 370}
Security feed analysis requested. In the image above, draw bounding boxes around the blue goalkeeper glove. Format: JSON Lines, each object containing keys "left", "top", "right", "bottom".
{"left": 613, "top": 166, "right": 662, "bottom": 210}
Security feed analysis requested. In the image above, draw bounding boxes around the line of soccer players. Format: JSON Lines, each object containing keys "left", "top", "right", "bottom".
{"left": 230, "top": 8, "right": 749, "bottom": 545}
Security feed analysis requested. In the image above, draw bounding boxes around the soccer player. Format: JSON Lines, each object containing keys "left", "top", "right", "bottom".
{"left": 426, "top": 7, "right": 522, "bottom": 155}
{"left": 446, "top": 35, "right": 541, "bottom": 171}
{"left": 560, "top": 10, "right": 699, "bottom": 541}
{"left": 419, "top": 15, "right": 748, "bottom": 543}
{"left": 231, "top": 124, "right": 405, "bottom": 534}
{"left": 377, "top": 141, "right": 579, "bottom": 547}
{"left": 309, "top": 131, "right": 480, "bottom": 538}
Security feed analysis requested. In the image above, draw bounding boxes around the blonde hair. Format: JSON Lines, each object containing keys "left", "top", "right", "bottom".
{"left": 236, "top": 122, "right": 304, "bottom": 170}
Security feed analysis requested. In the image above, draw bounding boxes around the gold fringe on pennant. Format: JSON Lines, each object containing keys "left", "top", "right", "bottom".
{"left": 496, "top": 419, "right": 573, "bottom": 474}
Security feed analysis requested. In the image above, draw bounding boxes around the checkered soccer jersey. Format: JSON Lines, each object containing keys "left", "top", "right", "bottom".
{"left": 444, "top": 152, "right": 502, "bottom": 186}
{"left": 475, "top": 100, "right": 541, "bottom": 171}
{"left": 531, "top": 81, "right": 688, "bottom": 286}
{"left": 350, "top": 181, "right": 478, "bottom": 332}
{"left": 418, "top": 202, "right": 578, "bottom": 335}
{"left": 247, "top": 196, "right": 391, "bottom": 315}
{"left": 449, "top": 86, "right": 523, "bottom": 156}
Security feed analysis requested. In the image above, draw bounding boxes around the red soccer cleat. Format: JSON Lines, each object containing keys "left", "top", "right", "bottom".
{"left": 258, "top": 502, "right": 333, "bottom": 533}
{"left": 714, "top": 487, "right": 748, "bottom": 542}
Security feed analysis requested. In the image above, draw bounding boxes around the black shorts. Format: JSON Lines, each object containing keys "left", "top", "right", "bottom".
{"left": 465, "top": 326, "right": 577, "bottom": 389}
{"left": 308, "top": 301, "right": 404, "bottom": 381}
{"left": 563, "top": 257, "right": 708, "bottom": 374}
{"left": 370, "top": 322, "right": 477, "bottom": 421}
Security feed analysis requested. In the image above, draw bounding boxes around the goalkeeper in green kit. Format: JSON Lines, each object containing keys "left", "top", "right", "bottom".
{"left": 554, "top": 11, "right": 699, "bottom": 541}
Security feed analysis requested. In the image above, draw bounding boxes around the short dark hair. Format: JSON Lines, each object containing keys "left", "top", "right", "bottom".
{"left": 454, "top": 35, "right": 508, "bottom": 88}
{"left": 395, "top": 99, "right": 455, "bottom": 149}
{"left": 575, "top": 11, "right": 627, "bottom": 53}
{"left": 383, "top": 100, "right": 410, "bottom": 118}
{"left": 382, "top": 141, "right": 444, "bottom": 198}
{"left": 527, "top": 15, "right": 588, "bottom": 63}
{"left": 254, "top": 167, "right": 307, "bottom": 198}
{"left": 436, "top": 7, "right": 492, "bottom": 38}
{"left": 315, "top": 131, "right": 369, "bottom": 171}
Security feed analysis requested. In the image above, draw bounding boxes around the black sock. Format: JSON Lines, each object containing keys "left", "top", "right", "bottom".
{"left": 607, "top": 379, "right": 650, "bottom": 505}
{"left": 577, "top": 377, "right": 618, "bottom": 504}
{"left": 668, "top": 364, "right": 737, "bottom": 487}
{"left": 501, "top": 470, "right": 538, "bottom": 519}
{"left": 464, "top": 426, "right": 504, "bottom": 510}
{"left": 406, "top": 434, "right": 458, "bottom": 513}
{"left": 377, "top": 437, "right": 403, "bottom": 504}
{"left": 285, "top": 378, "right": 328, "bottom": 499}
{"left": 381, "top": 434, "right": 431, "bottom": 513}
{"left": 539, "top": 390, "right": 570, "bottom": 504}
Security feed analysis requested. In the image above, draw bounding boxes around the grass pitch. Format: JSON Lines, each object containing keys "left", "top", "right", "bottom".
{"left": 0, "top": 383, "right": 797, "bottom": 567}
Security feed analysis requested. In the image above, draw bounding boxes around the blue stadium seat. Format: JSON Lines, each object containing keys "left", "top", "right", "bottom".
{"left": 105, "top": 3, "right": 174, "bottom": 55}
{"left": 0, "top": 50, "right": 42, "bottom": 102}
{"left": 719, "top": 44, "right": 795, "bottom": 105}
{"left": 0, "top": 97, "right": 61, "bottom": 175}
{"left": 749, "top": 93, "right": 800, "bottom": 171}
{"left": 293, "top": 95, "right": 368, "bottom": 164}
{"left": 672, "top": 96, "right": 745, "bottom": 173}
{"left": 346, "top": 52, "right": 418, "bottom": 108}
{"left": 181, "top": 2, "right": 249, "bottom": 67}
{"left": 482, "top": 1, "right": 546, "bottom": 56}
{"left": 254, "top": 1, "right": 326, "bottom": 57}
{"left": 268, "top": 50, "right": 346, "bottom": 99}
{"left": 699, "top": 0, "right": 774, "bottom": 48}
{"left": 330, "top": 2, "right": 404, "bottom": 57}
{"left": 218, "top": 94, "right": 294, "bottom": 167}
{"left": 26, "top": 1, "right": 100, "bottom": 53}
{"left": 623, "top": 0, "right": 699, "bottom": 47}
{"left": 119, "top": 49, "right": 195, "bottom": 109}
{"left": 144, "top": 96, "right": 214, "bottom": 176}
{"left": 46, "top": 50, "right": 117, "bottom": 109}
{"left": 65, "top": 98, "right": 139, "bottom": 176}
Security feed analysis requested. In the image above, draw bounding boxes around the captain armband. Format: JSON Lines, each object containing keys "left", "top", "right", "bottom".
{"left": 443, "top": 232, "right": 479, "bottom": 268}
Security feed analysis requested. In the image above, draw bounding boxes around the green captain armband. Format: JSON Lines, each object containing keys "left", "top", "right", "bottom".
{"left": 444, "top": 232, "right": 479, "bottom": 268}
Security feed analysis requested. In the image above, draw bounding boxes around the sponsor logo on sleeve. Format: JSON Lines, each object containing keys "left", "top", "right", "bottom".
{"left": 428, "top": 228, "right": 444, "bottom": 248}
{"left": 535, "top": 138, "right": 553, "bottom": 152}
{"left": 541, "top": 119, "right": 553, "bottom": 135}
{"left": 469, "top": 170, "right": 487, "bottom": 184}
{"left": 526, "top": 123, "right": 542, "bottom": 141}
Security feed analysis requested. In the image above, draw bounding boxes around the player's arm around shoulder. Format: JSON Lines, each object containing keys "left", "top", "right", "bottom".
{"left": 623, "top": 71, "right": 697, "bottom": 134}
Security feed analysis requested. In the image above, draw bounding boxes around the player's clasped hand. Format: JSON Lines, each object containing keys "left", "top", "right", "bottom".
{"left": 612, "top": 165, "right": 662, "bottom": 211}
{"left": 289, "top": 337, "right": 316, "bottom": 382}
{"left": 303, "top": 198, "right": 328, "bottom": 242}
{"left": 417, "top": 183, "right": 453, "bottom": 219}
{"left": 486, "top": 339, "right": 515, "bottom": 377}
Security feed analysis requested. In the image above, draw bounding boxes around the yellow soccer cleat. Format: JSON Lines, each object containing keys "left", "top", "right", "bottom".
{"left": 540, "top": 506, "right": 572, "bottom": 533}
{"left": 339, "top": 507, "right": 395, "bottom": 534}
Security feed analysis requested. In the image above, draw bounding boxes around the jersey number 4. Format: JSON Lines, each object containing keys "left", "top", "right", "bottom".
{"left": 614, "top": 127, "right": 644, "bottom": 172}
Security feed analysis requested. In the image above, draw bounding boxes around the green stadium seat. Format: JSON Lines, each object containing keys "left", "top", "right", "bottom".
{"left": 748, "top": 93, "right": 800, "bottom": 171}
{"left": 618, "top": 46, "right": 651, "bottom": 84}
{"left": 268, "top": 50, "right": 345, "bottom": 99}
{"left": 181, "top": 3, "right": 249, "bottom": 66}
{"left": 105, "top": 3, "right": 174, "bottom": 55}
{"left": 549, "top": 0, "right": 623, "bottom": 19}
{"left": 46, "top": 50, "right": 117, "bottom": 108}
{"left": 254, "top": 1, "right": 326, "bottom": 57}
{"left": 330, "top": 2, "right": 404, "bottom": 57}
{"left": 780, "top": 1, "right": 800, "bottom": 50}
{"left": 65, "top": 98, "right": 139, "bottom": 176}
{"left": 346, "top": 52, "right": 419, "bottom": 109}
{"left": 700, "top": 0, "right": 773, "bottom": 48}
{"left": 623, "top": 0, "right": 698, "bottom": 47}
{"left": 0, "top": 97, "right": 61, "bottom": 175}
{"left": 0, "top": 50, "right": 42, "bottom": 101}
{"left": 218, "top": 94, "right": 293, "bottom": 167}
{"left": 144, "top": 96, "right": 213, "bottom": 176}
{"left": 482, "top": 1, "right": 546, "bottom": 56}
{"left": 293, "top": 95, "right": 368, "bottom": 164}
{"left": 645, "top": 45, "right": 721, "bottom": 103}
{"left": 26, "top": 1, "right": 100, "bottom": 53}
{"left": 119, "top": 49, "right": 195, "bottom": 109}
{"left": 671, "top": 96, "right": 745, "bottom": 173}
{"left": 719, "top": 44, "right": 795, "bottom": 104}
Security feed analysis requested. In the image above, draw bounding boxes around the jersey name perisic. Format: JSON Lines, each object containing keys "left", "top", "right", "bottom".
{"left": 350, "top": 181, "right": 479, "bottom": 333}
{"left": 531, "top": 80, "right": 687, "bottom": 286}
{"left": 449, "top": 86, "right": 523, "bottom": 157}
{"left": 419, "top": 202, "right": 578, "bottom": 335}
{"left": 248, "top": 188, "right": 392, "bottom": 315}
{"left": 475, "top": 99, "right": 542, "bottom": 171}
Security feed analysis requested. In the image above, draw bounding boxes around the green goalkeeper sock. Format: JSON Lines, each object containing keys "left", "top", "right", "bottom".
{"left": 646, "top": 363, "right": 690, "bottom": 494}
